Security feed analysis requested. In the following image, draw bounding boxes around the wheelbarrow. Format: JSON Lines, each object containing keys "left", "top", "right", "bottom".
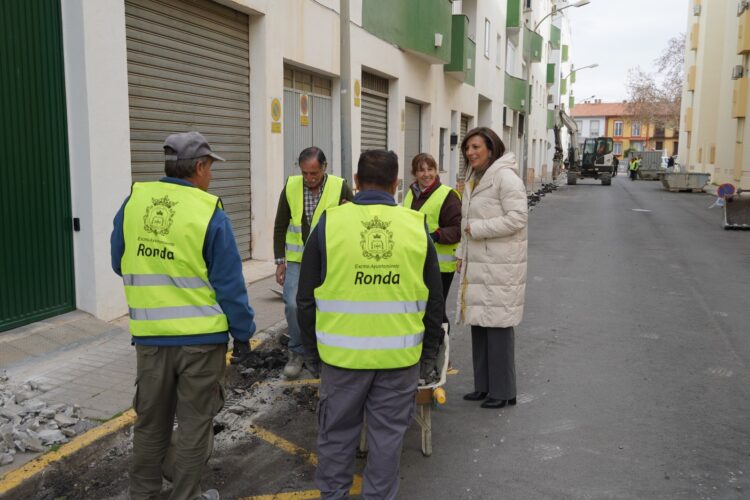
{"left": 357, "top": 331, "right": 450, "bottom": 458}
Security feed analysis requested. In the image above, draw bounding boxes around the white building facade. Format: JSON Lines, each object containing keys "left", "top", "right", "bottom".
{"left": 5, "top": 0, "right": 583, "bottom": 331}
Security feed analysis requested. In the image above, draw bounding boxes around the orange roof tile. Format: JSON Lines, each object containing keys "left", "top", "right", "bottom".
{"left": 570, "top": 102, "right": 630, "bottom": 117}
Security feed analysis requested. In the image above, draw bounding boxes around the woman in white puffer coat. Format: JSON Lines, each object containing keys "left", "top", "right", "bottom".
{"left": 456, "top": 127, "right": 528, "bottom": 409}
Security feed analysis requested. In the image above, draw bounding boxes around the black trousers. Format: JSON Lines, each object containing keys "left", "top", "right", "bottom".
{"left": 470, "top": 326, "right": 516, "bottom": 400}
{"left": 440, "top": 272, "right": 455, "bottom": 324}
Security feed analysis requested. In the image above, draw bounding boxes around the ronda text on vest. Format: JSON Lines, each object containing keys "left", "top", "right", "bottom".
{"left": 137, "top": 243, "right": 175, "bottom": 260}
{"left": 354, "top": 271, "right": 400, "bottom": 285}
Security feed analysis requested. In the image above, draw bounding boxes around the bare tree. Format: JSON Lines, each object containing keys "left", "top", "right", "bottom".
{"left": 625, "top": 34, "right": 685, "bottom": 130}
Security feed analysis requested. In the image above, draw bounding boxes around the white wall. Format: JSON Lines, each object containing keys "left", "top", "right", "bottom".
{"left": 61, "top": 0, "right": 132, "bottom": 321}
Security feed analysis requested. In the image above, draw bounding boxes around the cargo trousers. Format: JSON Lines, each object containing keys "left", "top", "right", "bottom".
{"left": 129, "top": 343, "right": 227, "bottom": 500}
{"left": 315, "top": 362, "right": 419, "bottom": 500}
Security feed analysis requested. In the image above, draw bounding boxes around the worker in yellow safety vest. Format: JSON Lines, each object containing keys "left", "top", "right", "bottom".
{"left": 404, "top": 152, "right": 462, "bottom": 334}
{"left": 111, "top": 131, "right": 256, "bottom": 500}
{"left": 273, "top": 147, "right": 353, "bottom": 379}
{"left": 297, "top": 149, "right": 444, "bottom": 499}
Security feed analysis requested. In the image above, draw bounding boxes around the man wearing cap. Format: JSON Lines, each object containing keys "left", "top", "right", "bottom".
{"left": 111, "top": 131, "right": 256, "bottom": 500}
{"left": 273, "top": 146, "right": 353, "bottom": 379}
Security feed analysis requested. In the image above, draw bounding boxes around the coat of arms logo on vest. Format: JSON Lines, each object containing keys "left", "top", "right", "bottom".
{"left": 360, "top": 216, "right": 394, "bottom": 261}
{"left": 143, "top": 195, "right": 178, "bottom": 236}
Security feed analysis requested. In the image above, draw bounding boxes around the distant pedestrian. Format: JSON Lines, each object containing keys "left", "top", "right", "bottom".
{"left": 273, "top": 147, "right": 353, "bottom": 379}
{"left": 297, "top": 149, "right": 444, "bottom": 499}
{"left": 629, "top": 155, "right": 640, "bottom": 181}
{"left": 404, "top": 153, "right": 462, "bottom": 333}
{"left": 612, "top": 155, "right": 619, "bottom": 177}
{"left": 111, "top": 131, "right": 256, "bottom": 500}
{"left": 456, "top": 127, "right": 528, "bottom": 409}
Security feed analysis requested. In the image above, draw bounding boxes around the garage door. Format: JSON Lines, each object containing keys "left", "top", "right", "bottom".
{"left": 361, "top": 72, "right": 389, "bottom": 152}
{"left": 283, "top": 66, "right": 334, "bottom": 180}
{"left": 125, "top": 0, "right": 252, "bottom": 258}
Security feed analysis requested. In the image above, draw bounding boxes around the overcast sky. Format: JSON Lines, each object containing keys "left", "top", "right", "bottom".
{"left": 566, "top": 0, "right": 689, "bottom": 103}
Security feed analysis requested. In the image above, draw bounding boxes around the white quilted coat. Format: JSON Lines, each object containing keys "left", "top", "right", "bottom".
{"left": 456, "top": 152, "right": 528, "bottom": 327}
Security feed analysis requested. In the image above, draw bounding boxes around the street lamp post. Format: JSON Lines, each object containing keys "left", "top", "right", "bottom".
{"left": 522, "top": 0, "right": 591, "bottom": 186}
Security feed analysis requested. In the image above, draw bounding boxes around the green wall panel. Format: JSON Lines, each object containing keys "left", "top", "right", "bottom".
{"left": 561, "top": 77, "right": 567, "bottom": 95}
{"left": 550, "top": 25, "right": 561, "bottom": 49}
{"left": 363, "top": 0, "right": 452, "bottom": 63}
{"left": 524, "top": 27, "right": 543, "bottom": 62}
{"left": 444, "top": 15, "right": 475, "bottom": 85}
{"left": 1, "top": 0, "right": 75, "bottom": 332}
{"left": 504, "top": 72, "right": 527, "bottom": 112}
{"left": 547, "top": 63, "right": 556, "bottom": 84}
{"left": 562, "top": 44, "right": 569, "bottom": 62}
{"left": 547, "top": 109, "right": 555, "bottom": 129}
{"left": 506, "top": 0, "right": 521, "bottom": 28}
{"left": 569, "top": 95, "right": 575, "bottom": 109}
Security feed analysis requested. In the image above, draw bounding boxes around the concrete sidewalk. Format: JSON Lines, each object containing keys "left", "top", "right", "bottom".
{"left": 0, "top": 260, "right": 284, "bottom": 476}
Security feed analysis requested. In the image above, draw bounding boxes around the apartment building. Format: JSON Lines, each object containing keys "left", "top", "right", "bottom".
{"left": 680, "top": 0, "right": 750, "bottom": 187}
{"left": 4, "top": 0, "right": 581, "bottom": 332}
{"left": 572, "top": 102, "right": 679, "bottom": 156}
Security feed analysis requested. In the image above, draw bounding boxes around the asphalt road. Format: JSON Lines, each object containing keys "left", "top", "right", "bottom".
{"left": 12, "top": 176, "right": 750, "bottom": 500}
{"left": 396, "top": 176, "right": 750, "bottom": 499}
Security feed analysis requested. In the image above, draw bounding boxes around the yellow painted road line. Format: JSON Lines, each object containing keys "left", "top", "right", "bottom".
{"left": 241, "top": 426, "right": 362, "bottom": 499}
{"left": 240, "top": 475, "right": 362, "bottom": 500}
{"left": 0, "top": 409, "right": 136, "bottom": 496}
{"left": 248, "top": 425, "right": 318, "bottom": 467}
{"left": 257, "top": 378, "right": 320, "bottom": 388}
{"left": 447, "top": 368, "right": 459, "bottom": 376}
{"left": 1, "top": 336, "right": 269, "bottom": 495}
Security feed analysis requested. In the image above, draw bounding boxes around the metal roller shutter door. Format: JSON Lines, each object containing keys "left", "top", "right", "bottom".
{"left": 458, "top": 115, "right": 470, "bottom": 181}
{"left": 361, "top": 91, "right": 388, "bottom": 152}
{"left": 125, "top": 0, "right": 252, "bottom": 258}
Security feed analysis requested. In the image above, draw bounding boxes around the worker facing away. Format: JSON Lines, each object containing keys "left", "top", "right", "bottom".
{"left": 273, "top": 146, "right": 353, "bottom": 379}
{"left": 111, "top": 131, "right": 256, "bottom": 500}
{"left": 297, "top": 149, "right": 444, "bottom": 499}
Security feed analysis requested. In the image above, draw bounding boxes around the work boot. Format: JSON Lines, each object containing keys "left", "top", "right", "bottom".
{"left": 283, "top": 351, "right": 304, "bottom": 379}
{"left": 199, "top": 490, "right": 220, "bottom": 500}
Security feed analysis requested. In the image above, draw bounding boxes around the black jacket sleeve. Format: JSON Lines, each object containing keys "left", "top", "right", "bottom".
{"left": 341, "top": 180, "right": 354, "bottom": 202}
{"left": 421, "top": 235, "right": 444, "bottom": 362}
{"left": 273, "top": 187, "right": 291, "bottom": 260}
{"left": 297, "top": 217, "right": 324, "bottom": 358}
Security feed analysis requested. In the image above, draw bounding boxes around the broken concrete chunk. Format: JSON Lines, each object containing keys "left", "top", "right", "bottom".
{"left": 36, "top": 428, "right": 67, "bottom": 445}
{"left": 0, "top": 453, "right": 13, "bottom": 465}
{"left": 54, "top": 414, "right": 78, "bottom": 427}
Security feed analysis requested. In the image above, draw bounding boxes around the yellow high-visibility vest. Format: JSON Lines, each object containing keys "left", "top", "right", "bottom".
{"left": 285, "top": 175, "right": 344, "bottom": 262}
{"left": 122, "top": 182, "right": 228, "bottom": 336}
{"left": 314, "top": 203, "right": 429, "bottom": 369}
{"left": 404, "top": 184, "right": 459, "bottom": 272}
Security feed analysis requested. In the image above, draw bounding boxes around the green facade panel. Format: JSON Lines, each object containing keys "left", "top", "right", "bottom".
{"left": 547, "top": 109, "right": 555, "bottom": 129}
{"left": 561, "top": 77, "right": 567, "bottom": 95}
{"left": 562, "top": 44, "right": 569, "bottom": 62}
{"left": 445, "top": 15, "right": 475, "bottom": 85}
{"left": 506, "top": 0, "right": 521, "bottom": 28}
{"left": 504, "top": 72, "right": 527, "bottom": 112}
{"left": 547, "top": 63, "right": 556, "bottom": 84}
{"left": 571, "top": 71, "right": 576, "bottom": 84}
{"left": 1, "top": 0, "right": 75, "bottom": 332}
{"left": 550, "top": 25, "right": 561, "bottom": 50}
{"left": 524, "top": 27, "right": 543, "bottom": 62}
{"left": 363, "top": 0, "right": 452, "bottom": 63}
{"left": 569, "top": 95, "right": 575, "bottom": 109}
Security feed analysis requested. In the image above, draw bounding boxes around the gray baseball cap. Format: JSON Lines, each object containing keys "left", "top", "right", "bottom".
{"left": 163, "top": 131, "right": 225, "bottom": 162}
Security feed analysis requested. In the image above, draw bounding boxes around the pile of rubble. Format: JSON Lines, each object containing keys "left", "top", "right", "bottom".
{"left": 528, "top": 183, "right": 558, "bottom": 209}
{"left": 0, "top": 371, "right": 89, "bottom": 466}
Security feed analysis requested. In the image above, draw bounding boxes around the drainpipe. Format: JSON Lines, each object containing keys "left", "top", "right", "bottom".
{"left": 340, "top": 0, "right": 352, "bottom": 183}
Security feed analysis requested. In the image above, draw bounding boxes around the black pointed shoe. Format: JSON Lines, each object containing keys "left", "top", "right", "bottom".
{"left": 463, "top": 391, "right": 488, "bottom": 401}
{"left": 481, "top": 397, "right": 517, "bottom": 409}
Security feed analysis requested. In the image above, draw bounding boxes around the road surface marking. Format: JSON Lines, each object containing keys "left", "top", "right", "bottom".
{"left": 243, "top": 425, "right": 363, "bottom": 499}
